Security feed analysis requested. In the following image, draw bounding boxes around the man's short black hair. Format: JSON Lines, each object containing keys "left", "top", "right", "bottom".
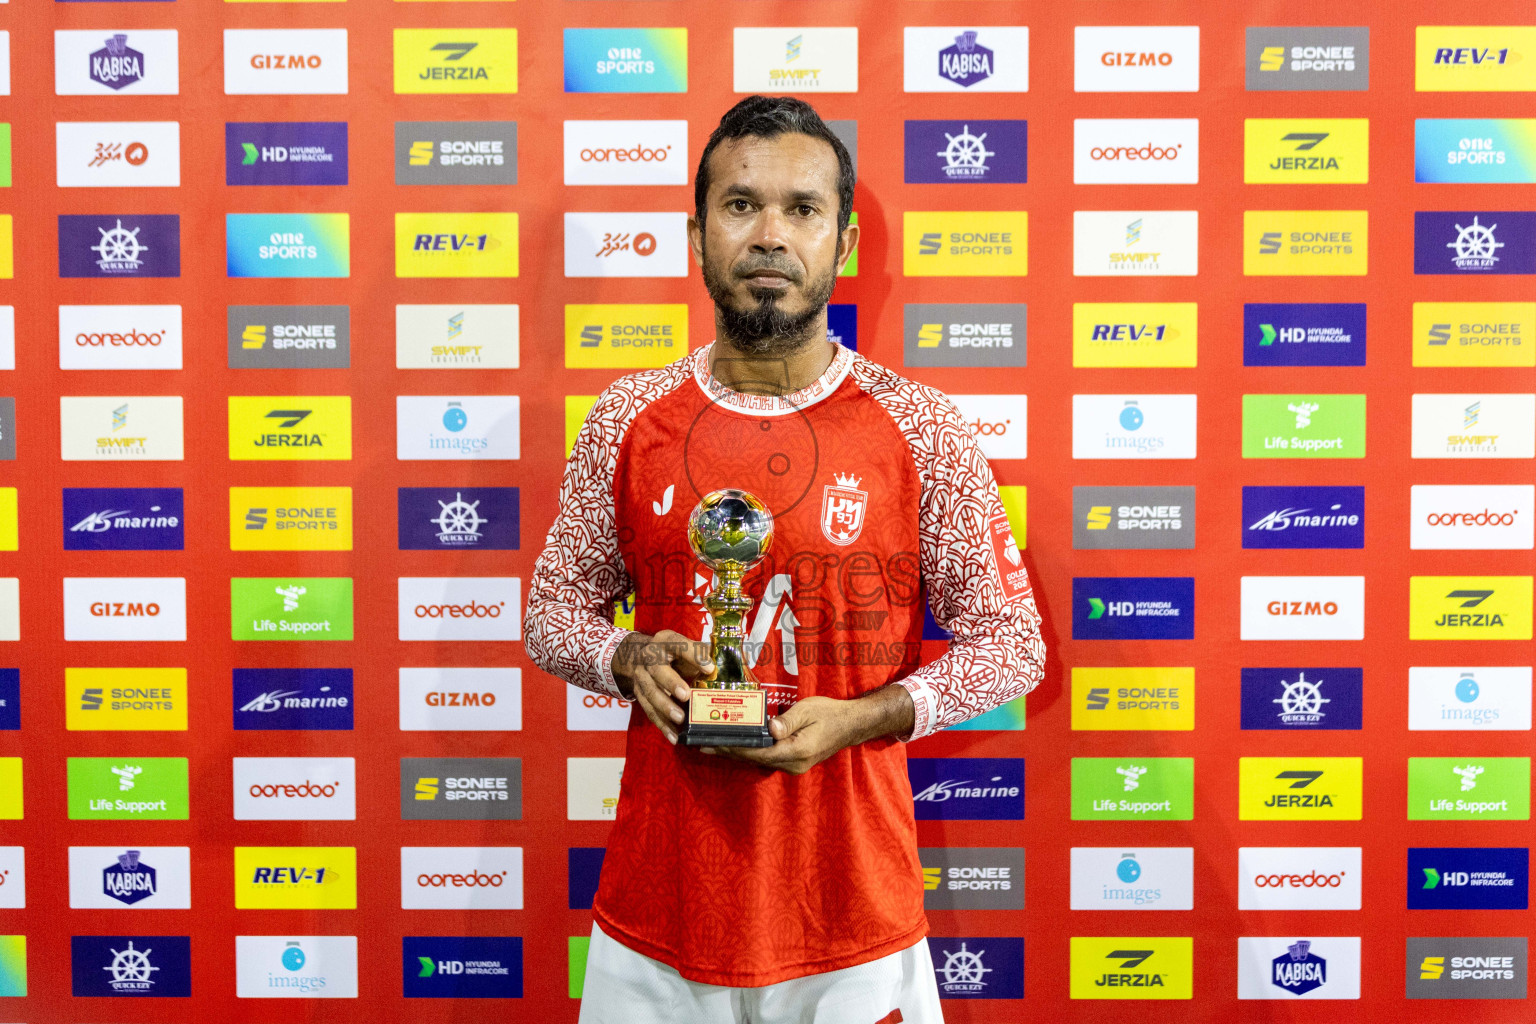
{"left": 694, "top": 95, "right": 855, "bottom": 235}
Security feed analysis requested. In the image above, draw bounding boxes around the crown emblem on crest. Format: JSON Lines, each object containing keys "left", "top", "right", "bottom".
{"left": 834, "top": 473, "right": 862, "bottom": 489}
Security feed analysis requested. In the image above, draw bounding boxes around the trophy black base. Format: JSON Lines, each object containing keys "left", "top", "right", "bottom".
{"left": 682, "top": 722, "right": 774, "bottom": 748}
{"left": 682, "top": 688, "right": 773, "bottom": 748}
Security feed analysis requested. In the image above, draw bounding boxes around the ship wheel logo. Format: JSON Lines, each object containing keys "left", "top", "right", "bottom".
{"left": 937, "top": 941, "right": 992, "bottom": 992}
{"left": 1274, "top": 671, "right": 1329, "bottom": 724}
{"left": 433, "top": 491, "right": 486, "bottom": 545}
{"left": 103, "top": 939, "right": 159, "bottom": 992}
{"left": 937, "top": 125, "right": 995, "bottom": 179}
{"left": 92, "top": 218, "right": 149, "bottom": 273}
{"left": 1446, "top": 215, "right": 1503, "bottom": 270}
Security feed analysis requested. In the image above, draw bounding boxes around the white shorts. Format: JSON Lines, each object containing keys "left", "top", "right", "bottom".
{"left": 577, "top": 922, "right": 945, "bottom": 1024}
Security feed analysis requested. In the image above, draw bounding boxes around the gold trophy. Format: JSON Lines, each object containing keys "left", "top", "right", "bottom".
{"left": 682, "top": 489, "right": 775, "bottom": 748}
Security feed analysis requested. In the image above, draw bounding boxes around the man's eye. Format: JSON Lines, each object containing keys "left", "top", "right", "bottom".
{"left": 796, "top": 205, "right": 816, "bottom": 217}
{"left": 729, "top": 199, "right": 752, "bottom": 212}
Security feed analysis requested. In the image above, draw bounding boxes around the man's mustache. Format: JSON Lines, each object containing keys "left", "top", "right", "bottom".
{"left": 732, "top": 255, "right": 803, "bottom": 284}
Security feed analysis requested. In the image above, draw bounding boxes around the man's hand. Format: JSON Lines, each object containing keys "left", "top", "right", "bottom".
{"left": 701, "top": 684, "right": 916, "bottom": 775}
{"left": 610, "top": 629, "right": 715, "bottom": 745}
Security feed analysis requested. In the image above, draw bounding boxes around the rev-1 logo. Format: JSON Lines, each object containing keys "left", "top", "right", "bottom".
{"left": 414, "top": 234, "right": 489, "bottom": 252}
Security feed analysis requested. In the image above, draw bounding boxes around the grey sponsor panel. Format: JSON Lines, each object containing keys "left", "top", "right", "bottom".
{"left": 1073, "top": 485, "right": 1195, "bottom": 549}
{"left": 399, "top": 757, "right": 522, "bottom": 821}
{"left": 919, "top": 847, "right": 1024, "bottom": 910}
{"left": 1246, "top": 27, "right": 1370, "bottom": 91}
{"left": 0, "top": 397, "right": 13, "bottom": 460}
{"left": 395, "top": 122, "right": 518, "bottom": 186}
{"left": 227, "top": 305, "right": 350, "bottom": 369}
{"left": 1406, "top": 936, "right": 1526, "bottom": 999}
{"left": 903, "top": 303, "right": 1027, "bottom": 368}
{"left": 827, "top": 120, "right": 857, "bottom": 179}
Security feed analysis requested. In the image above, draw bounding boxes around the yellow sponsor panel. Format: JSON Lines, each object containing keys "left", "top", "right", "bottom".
{"left": 1409, "top": 575, "right": 1533, "bottom": 640}
{"left": 1412, "top": 302, "right": 1536, "bottom": 368}
{"left": 997, "top": 485, "right": 1026, "bottom": 549}
{"left": 395, "top": 213, "right": 519, "bottom": 278}
{"left": 1238, "top": 756, "right": 1363, "bottom": 820}
{"left": 1069, "top": 937, "right": 1193, "bottom": 1000}
{"left": 1073, "top": 303, "right": 1198, "bottom": 368}
{"left": 903, "top": 211, "right": 1027, "bottom": 277}
{"left": 613, "top": 593, "right": 636, "bottom": 630}
{"left": 65, "top": 667, "right": 187, "bottom": 731}
{"left": 1244, "top": 210, "right": 1367, "bottom": 276}
{"left": 394, "top": 29, "right": 517, "bottom": 94}
{"left": 229, "top": 487, "right": 354, "bottom": 551}
{"left": 0, "top": 488, "right": 15, "bottom": 551}
{"left": 0, "top": 758, "right": 20, "bottom": 819}
{"left": 1072, "top": 667, "right": 1194, "bottom": 731}
{"left": 228, "top": 396, "right": 352, "bottom": 461}
{"left": 234, "top": 846, "right": 357, "bottom": 909}
{"left": 0, "top": 217, "right": 13, "bottom": 279}
{"left": 564, "top": 305, "right": 688, "bottom": 369}
{"left": 566, "top": 395, "right": 599, "bottom": 456}
{"left": 1417, "top": 27, "right": 1536, "bottom": 92}
{"left": 1244, "top": 119, "right": 1369, "bottom": 184}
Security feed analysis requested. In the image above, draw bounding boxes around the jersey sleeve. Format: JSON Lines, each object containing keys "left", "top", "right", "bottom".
{"left": 897, "top": 395, "right": 1047, "bottom": 741}
{"left": 523, "top": 388, "right": 635, "bottom": 698}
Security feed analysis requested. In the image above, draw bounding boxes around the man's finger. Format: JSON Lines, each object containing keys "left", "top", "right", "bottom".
{"left": 648, "top": 662, "right": 693, "bottom": 705}
{"left": 631, "top": 672, "right": 681, "bottom": 741}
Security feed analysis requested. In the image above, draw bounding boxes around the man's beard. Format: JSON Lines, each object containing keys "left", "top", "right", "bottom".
{"left": 702, "top": 243, "right": 838, "bottom": 356}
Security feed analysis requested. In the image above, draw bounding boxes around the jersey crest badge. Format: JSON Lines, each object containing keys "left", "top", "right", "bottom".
{"left": 821, "top": 473, "right": 868, "bottom": 546}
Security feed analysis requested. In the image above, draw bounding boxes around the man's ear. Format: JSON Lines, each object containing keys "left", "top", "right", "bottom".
{"left": 835, "top": 220, "right": 860, "bottom": 275}
{"left": 687, "top": 215, "right": 705, "bottom": 269}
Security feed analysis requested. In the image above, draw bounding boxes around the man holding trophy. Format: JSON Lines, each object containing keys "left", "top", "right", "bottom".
{"left": 526, "top": 96, "right": 1046, "bottom": 1023}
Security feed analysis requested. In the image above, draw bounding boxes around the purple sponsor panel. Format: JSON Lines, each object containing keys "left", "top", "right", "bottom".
{"left": 226, "top": 123, "right": 349, "bottom": 186}
{"left": 59, "top": 215, "right": 180, "bottom": 278}
{"left": 1414, "top": 211, "right": 1536, "bottom": 275}
{"left": 905, "top": 120, "right": 1027, "bottom": 183}
{"left": 397, "top": 487, "right": 519, "bottom": 550}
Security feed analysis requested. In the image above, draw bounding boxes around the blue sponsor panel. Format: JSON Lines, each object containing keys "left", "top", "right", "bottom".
{"left": 0, "top": 668, "right": 17, "bottom": 730}
{"left": 1240, "top": 667, "right": 1364, "bottom": 730}
{"left": 568, "top": 848, "right": 604, "bottom": 910}
{"left": 226, "top": 123, "right": 349, "bottom": 186}
{"left": 1242, "top": 486, "right": 1365, "bottom": 549}
{"left": 827, "top": 303, "right": 857, "bottom": 351}
{"left": 71, "top": 935, "right": 191, "bottom": 997}
{"left": 922, "top": 600, "right": 952, "bottom": 640}
{"left": 1243, "top": 303, "right": 1366, "bottom": 366}
{"left": 1414, "top": 211, "right": 1536, "bottom": 275}
{"left": 59, "top": 215, "right": 181, "bottom": 278}
{"left": 909, "top": 758, "right": 1024, "bottom": 821}
{"left": 929, "top": 936, "right": 1024, "bottom": 999}
{"left": 232, "top": 668, "right": 354, "bottom": 730}
{"left": 904, "top": 120, "right": 1027, "bottom": 184}
{"left": 403, "top": 937, "right": 522, "bottom": 998}
{"left": 63, "top": 488, "right": 185, "bottom": 551}
{"left": 1408, "top": 848, "right": 1528, "bottom": 910}
{"left": 397, "top": 487, "right": 520, "bottom": 551}
{"left": 1072, "top": 577, "right": 1194, "bottom": 640}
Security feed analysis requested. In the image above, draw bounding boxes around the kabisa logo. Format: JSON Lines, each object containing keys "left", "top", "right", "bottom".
{"left": 563, "top": 28, "right": 687, "bottom": 94}
{"left": 1406, "top": 937, "right": 1528, "bottom": 1000}
{"left": 1417, "top": 27, "right": 1536, "bottom": 92}
{"left": 941, "top": 30, "right": 993, "bottom": 87}
{"left": 1415, "top": 214, "right": 1536, "bottom": 275}
{"left": 1242, "top": 486, "right": 1364, "bottom": 549}
{"left": 1414, "top": 118, "right": 1536, "bottom": 185}
{"left": 1240, "top": 668, "right": 1364, "bottom": 731}
{"left": 225, "top": 123, "right": 347, "bottom": 187}
{"left": 1239, "top": 757, "right": 1363, "bottom": 820}
{"left": 66, "top": 757, "right": 189, "bottom": 820}
{"left": 230, "top": 576, "right": 354, "bottom": 641}
{"left": 903, "top": 27, "right": 1028, "bottom": 93}
{"left": 234, "top": 668, "right": 353, "bottom": 731}
{"left": 227, "top": 213, "right": 350, "bottom": 278}
{"left": 1246, "top": 28, "right": 1369, "bottom": 91}
{"left": 90, "top": 33, "right": 144, "bottom": 90}
{"left": 68, "top": 845, "right": 190, "bottom": 910}
{"left": 394, "top": 29, "right": 518, "bottom": 94}
{"left": 1244, "top": 119, "right": 1369, "bottom": 183}
{"left": 1271, "top": 940, "right": 1327, "bottom": 996}
{"left": 908, "top": 758, "right": 1023, "bottom": 821}
{"left": 1073, "top": 577, "right": 1194, "bottom": 640}
{"left": 396, "top": 121, "right": 517, "bottom": 186}
{"left": 404, "top": 937, "right": 524, "bottom": 998}
{"left": 918, "top": 848, "right": 1025, "bottom": 911}
{"left": 1071, "top": 757, "right": 1194, "bottom": 820}
{"left": 904, "top": 120, "right": 1026, "bottom": 184}
{"left": 1072, "top": 486, "right": 1193, "bottom": 550}
{"left": 58, "top": 214, "right": 180, "bottom": 278}
{"left": 101, "top": 850, "right": 155, "bottom": 905}
{"left": 1410, "top": 576, "right": 1533, "bottom": 639}
{"left": 235, "top": 936, "right": 358, "bottom": 999}
{"left": 1243, "top": 302, "right": 1366, "bottom": 366}
{"left": 401, "top": 757, "right": 523, "bottom": 821}
{"left": 1068, "top": 847, "right": 1196, "bottom": 910}
{"left": 1409, "top": 666, "right": 1533, "bottom": 731}
{"left": 234, "top": 846, "right": 356, "bottom": 910}
{"left": 63, "top": 488, "right": 183, "bottom": 551}
{"left": 928, "top": 937, "right": 1023, "bottom": 999}
{"left": 1408, "top": 757, "right": 1531, "bottom": 821}
{"left": 398, "top": 487, "right": 519, "bottom": 551}
{"left": 1410, "top": 847, "right": 1529, "bottom": 911}
{"left": 1069, "top": 938, "right": 1194, "bottom": 1000}
{"left": 1238, "top": 847, "right": 1362, "bottom": 911}
{"left": 69, "top": 935, "right": 190, "bottom": 997}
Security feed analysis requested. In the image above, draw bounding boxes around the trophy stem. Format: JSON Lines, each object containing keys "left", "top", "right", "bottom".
{"left": 702, "top": 563, "right": 757, "bottom": 689}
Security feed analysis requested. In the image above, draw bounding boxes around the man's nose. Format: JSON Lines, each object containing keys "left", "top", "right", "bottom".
{"left": 748, "top": 207, "right": 790, "bottom": 253}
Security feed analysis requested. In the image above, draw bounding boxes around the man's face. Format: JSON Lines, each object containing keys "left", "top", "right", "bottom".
{"left": 689, "top": 133, "right": 857, "bottom": 352}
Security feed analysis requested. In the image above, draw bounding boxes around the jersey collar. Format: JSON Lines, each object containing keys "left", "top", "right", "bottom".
{"left": 692, "top": 340, "right": 854, "bottom": 417}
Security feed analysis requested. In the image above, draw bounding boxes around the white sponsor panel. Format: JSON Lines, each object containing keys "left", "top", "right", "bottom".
{"left": 56, "top": 121, "right": 181, "bottom": 188}
{"left": 224, "top": 29, "right": 348, "bottom": 95}
{"left": 1073, "top": 210, "right": 1199, "bottom": 276}
{"left": 563, "top": 120, "right": 688, "bottom": 186}
{"left": 1240, "top": 576, "right": 1364, "bottom": 641}
{"left": 1074, "top": 118, "right": 1200, "bottom": 185}
{"left": 55, "top": 30, "right": 180, "bottom": 96}
{"left": 399, "top": 667, "right": 522, "bottom": 731}
{"left": 733, "top": 27, "right": 859, "bottom": 93}
{"left": 566, "top": 685, "right": 633, "bottom": 731}
{"left": 63, "top": 576, "right": 186, "bottom": 641}
{"left": 1072, "top": 394, "right": 1197, "bottom": 460}
{"left": 1237, "top": 936, "right": 1361, "bottom": 999}
{"left": 68, "top": 846, "right": 191, "bottom": 909}
{"left": 950, "top": 394, "right": 1027, "bottom": 459}
{"left": 59, "top": 305, "right": 183, "bottom": 370}
{"left": 395, "top": 305, "right": 519, "bottom": 369}
{"left": 60, "top": 395, "right": 185, "bottom": 461}
{"left": 1410, "top": 485, "right": 1534, "bottom": 550}
{"left": 1408, "top": 666, "right": 1532, "bottom": 732}
{"left": 395, "top": 395, "right": 520, "bottom": 460}
{"left": 1075, "top": 26, "right": 1200, "bottom": 93}
{"left": 235, "top": 935, "right": 358, "bottom": 999}
{"left": 568, "top": 757, "right": 623, "bottom": 820}
{"left": 1069, "top": 847, "right": 1194, "bottom": 910}
{"left": 0, "top": 579, "right": 15, "bottom": 641}
{"left": 0, "top": 306, "right": 14, "bottom": 370}
{"left": 564, "top": 212, "right": 688, "bottom": 278}
{"left": 0, "top": 32, "right": 10, "bottom": 95}
{"left": 1411, "top": 393, "right": 1536, "bottom": 460}
{"left": 400, "top": 847, "right": 523, "bottom": 910}
{"left": 232, "top": 757, "right": 355, "bottom": 821}
{"left": 0, "top": 847, "right": 23, "bottom": 908}
{"left": 902, "top": 27, "right": 1029, "bottom": 93}
{"left": 1238, "top": 847, "right": 1363, "bottom": 911}
{"left": 398, "top": 577, "right": 521, "bottom": 641}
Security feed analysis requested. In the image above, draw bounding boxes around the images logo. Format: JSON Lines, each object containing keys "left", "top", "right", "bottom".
{"left": 1412, "top": 393, "right": 1536, "bottom": 459}
{"left": 563, "top": 28, "right": 687, "bottom": 93}
{"left": 234, "top": 936, "right": 358, "bottom": 1000}
{"left": 66, "top": 757, "right": 188, "bottom": 820}
{"left": 404, "top": 936, "right": 524, "bottom": 998}
{"left": 1071, "top": 394, "right": 1198, "bottom": 460}
{"left": 1238, "top": 847, "right": 1363, "bottom": 911}
{"left": 1245, "top": 210, "right": 1368, "bottom": 275}
{"left": 70, "top": 935, "right": 190, "bottom": 997}
{"left": 1072, "top": 303, "right": 1197, "bottom": 368}
{"left": 904, "top": 120, "right": 1026, "bottom": 184}
{"left": 1415, "top": 216, "right": 1536, "bottom": 276}
{"left": 1071, "top": 757, "right": 1194, "bottom": 820}
{"left": 401, "top": 757, "right": 522, "bottom": 821}
{"left": 56, "top": 30, "right": 179, "bottom": 95}
{"left": 928, "top": 937, "right": 1023, "bottom": 1000}
{"left": 228, "top": 397, "right": 351, "bottom": 461}
{"left": 1408, "top": 666, "right": 1532, "bottom": 732}
{"left": 1074, "top": 26, "right": 1200, "bottom": 93}
{"left": 903, "top": 211, "right": 1027, "bottom": 277}
{"left": 68, "top": 846, "right": 190, "bottom": 910}
{"left": 1074, "top": 118, "right": 1199, "bottom": 184}
{"left": 65, "top": 667, "right": 185, "bottom": 731}
{"left": 1073, "top": 577, "right": 1194, "bottom": 640}
{"left": 395, "top": 213, "right": 518, "bottom": 278}
{"left": 225, "top": 122, "right": 347, "bottom": 186}
{"left": 1246, "top": 27, "right": 1369, "bottom": 91}
{"left": 234, "top": 668, "right": 353, "bottom": 731}
{"left": 903, "top": 27, "right": 1029, "bottom": 93}
{"left": 1417, "top": 27, "right": 1536, "bottom": 92}
{"left": 1409, "top": 848, "right": 1528, "bottom": 910}
{"left": 1412, "top": 301, "right": 1534, "bottom": 367}
{"left": 394, "top": 29, "right": 517, "bottom": 94}
{"left": 1240, "top": 668, "right": 1363, "bottom": 730}
{"left": 228, "top": 305, "right": 350, "bottom": 369}
{"left": 1069, "top": 847, "right": 1194, "bottom": 911}
{"left": 919, "top": 848, "right": 1024, "bottom": 911}
{"left": 1242, "top": 486, "right": 1364, "bottom": 549}
{"left": 230, "top": 577, "right": 354, "bottom": 641}
{"left": 1071, "top": 667, "right": 1193, "bottom": 731}
{"left": 1069, "top": 937, "right": 1193, "bottom": 1000}
{"left": 1239, "top": 758, "right": 1363, "bottom": 820}
{"left": 1242, "top": 393, "right": 1365, "bottom": 459}
{"left": 59, "top": 214, "right": 180, "bottom": 278}
{"left": 234, "top": 846, "right": 356, "bottom": 909}
{"left": 733, "top": 27, "right": 859, "bottom": 93}
{"left": 399, "top": 667, "right": 522, "bottom": 733}
{"left": 63, "top": 488, "right": 183, "bottom": 551}
{"left": 396, "top": 121, "right": 516, "bottom": 186}
{"left": 397, "top": 395, "right": 521, "bottom": 461}
{"left": 1409, "top": 576, "right": 1533, "bottom": 640}
{"left": 1244, "top": 119, "right": 1369, "bottom": 183}
{"left": 1243, "top": 302, "right": 1365, "bottom": 366}
{"left": 224, "top": 29, "right": 348, "bottom": 95}
{"left": 1415, "top": 118, "right": 1536, "bottom": 184}
{"left": 564, "top": 304, "right": 685, "bottom": 369}
{"left": 1409, "top": 758, "right": 1531, "bottom": 821}
{"left": 908, "top": 758, "right": 1024, "bottom": 821}
{"left": 398, "top": 488, "right": 519, "bottom": 551}
{"left": 227, "top": 213, "right": 350, "bottom": 278}
{"left": 1406, "top": 937, "right": 1527, "bottom": 999}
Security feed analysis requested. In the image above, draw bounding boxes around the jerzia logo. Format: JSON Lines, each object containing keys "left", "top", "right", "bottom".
{"left": 1070, "top": 937, "right": 1193, "bottom": 999}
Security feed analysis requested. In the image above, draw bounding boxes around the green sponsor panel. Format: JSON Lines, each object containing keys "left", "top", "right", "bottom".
{"left": 1408, "top": 756, "right": 1530, "bottom": 820}
{"left": 231, "top": 577, "right": 354, "bottom": 641}
{"left": 950, "top": 695, "right": 1026, "bottom": 731}
{"left": 568, "top": 936, "right": 589, "bottom": 998}
{"left": 1071, "top": 756, "right": 1194, "bottom": 820}
{"left": 1242, "top": 393, "right": 1366, "bottom": 459}
{"left": 67, "top": 757, "right": 189, "bottom": 820}
{"left": 0, "top": 125, "right": 12, "bottom": 189}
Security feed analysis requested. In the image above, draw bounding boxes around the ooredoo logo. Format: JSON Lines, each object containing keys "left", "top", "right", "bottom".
{"left": 1411, "top": 485, "right": 1535, "bottom": 550}
{"left": 398, "top": 578, "right": 521, "bottom": 641}
{"left": 1238, "top": 847, "right": 1362, "bottom": 910}
{"left": 1075, "top": 119, "right": 1199, "bottom": 184}
{"left": 59, "top": 305, "right": 182, "bottom": 371}
{"left": 950, "top": 395, "right": 1028, "bottom": 459}
{"left": 232, "top": 757, "right": 355, "bottom": 821}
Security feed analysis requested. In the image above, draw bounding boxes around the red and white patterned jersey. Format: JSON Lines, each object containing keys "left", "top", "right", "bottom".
{"left": 525, "top": 341, "right": 1045, "bottom": 987}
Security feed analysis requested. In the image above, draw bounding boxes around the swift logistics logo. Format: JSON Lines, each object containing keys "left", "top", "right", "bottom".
{"left": 1410, "top": 484, "right": 1534, "bottom": 550}
{"left": 233, "top": 668, "right": 353, "bottom": 731}
{"left": 1239, "top": 576, "right": 1365, "bottom": 641}
{"left": 1407, "top": 936, "right": 1527, "bottom": 999}
{"left": 1068, "top": 937, "right": 1193, "bottom": 1000}
{"left": 1409, "top": 848, "right": 1528, "bottom": 910}
{"left": 1073, "top": 577, "right": 1194, "bottom": 640}
{"left": 1072, "top": 210, "right": 1199, "bottom": 277}
{"left": 1246, "top": 27, "right": 1370, "bottom": 91}
{"left": 404, "top": 936, "right": 523, "bottom": 998}
{"left": 903, "top": 120, "right": 1026, "bottom": 184}
{"left": 223, "top": 29, "right": 348, "bottom": 95}
{"left": 225, "top": 122, "right": 347, "bottom": 186}
{"left": 1243, "top": 119, "right": 1369, "bottom": 183}
{"left": 1408, "top": 758, "right": 1531, "bottom": 821}
{"left": 396, "top": 213, "right": 519, "bottom": 278}
{"left": 1072, "top": 302, "right": 1197, "bottom": 367}
{"left": 63, "top": 488, "right": 183, "bottom": 550}
{"left": 401, "top": 757, "right": 522, "bottom": 821}
{"left": 567, "top": 757, "right": 623, "bottom": 821}
{"left": 1238, "top": 847, "right": 1363, "bottom": 911}
{"left": 1245, "top": 210, "right": 1368, "bottom": 275}
{"left": 1243, "top": 302, "right": 1366, "bottom": 366}
{"left": 928, "top": 936, "right": 1023, "bottom": 1000}
{"left": 228, "top": 305, "right": 350, "bottom": 369}
{"left": 1414, "top": 216, "right": 1536, "bottom": 275}
{"left": 733, "top": 27, "right": 859, "bottom": 93}
{"left": 230, "top": 577, "right": 354, "bottom": 641}
{"left": 59, "top": 396, "right": 184, "bottom": 461}
{"left": 904, "top": 211, "right": 1027, "bottom": 276}
{"left": 908, "top": 758, "right": 1023, "bottom": 821}
{"left": 919, "top": 848, "right": 1024, "bottom": 911}
{"left": 1238, "top": 757, "right": 1364, "bottom": 820}
{"left": 66, "top": 757, "right": 188, "bottom": 820}
{"left": 227, "top": 213, "right": 349, "bottom": 278}
{"left": 1409, "top": 576, "right": 1533, "bottom": 640}
{"left": 396, "top": 121, "right": 516, "bottom": 186}
{"left": 1408, "top": 666, "right": 1533, "bottom": 731}
{"left": 1416, "top": 27, "right": 1536, "bottom": 92}
{"left": 1412, "top": 301, "right": 1534, "bottom": 367}
{"left": 1242, "top": 485, "right": 1364, "bottom": 549}
{"left": 1240, "top": 668, "right": 1363, "bottom": 730}
{"left": 234, "top": 846, "right": 356, "bottom": 909}
{"left": 1242, "top": 394, "right": 1366, "bottom": 459}
{"left": 1074, "top": 25, "right": 1200, "bottom": 93}
{"left": 227, "top": 397, "right": 352, "bottom": 461}
{"left": 1071, "top": 758, "right": 1194, "bottom": 821}
{"left": 1411, "top": 393, "right": 1536, "bottom": 459}
{"left": 398, "top": 488, "right": 519, "bottom": 551}
{"left": 65, "top": 667, "right": 185, "bottom": 731}
{"left": 1074, "top": 118, "right": 1199, "bottom": 184}
{"left": 396, "top": 305, "right": 519, "bottom": 369}
{"left": 1072, "top": 485, "right": 1194, "bottom": 550}
{"left": 393, "top": 29, "right": 517, "bottom": 94}
{"left": 1068, "top": 848, "right": 1194, "bottom": 911}
{"left": 564, "top": 304, "right": 686, "bottom": 369}
{"left": 903, "top": 27, "right": 1029, "bottom": 93}
{"left": 1238, "top": 937, "right": 1359, "bottom": 1000}
{"left": 67, "top": 846, "right": 190, "bottom": 910}
{"left": 70, "top": 935, "right": 190, "bottom": 997}
{"left": 1071, "top": 667, "right": 1193, "bottom": 731}
{"left": 563, "top": 28, "right": 687, "bottom": 93}
{"left": 1415, "top": 119, "right": 1536, "bottom": 184}
{"left": 59, "top": 214, "right": 180, "bottom": 278}
{"left": 903, "top": 303, "right": 1027, "bottom": 368}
